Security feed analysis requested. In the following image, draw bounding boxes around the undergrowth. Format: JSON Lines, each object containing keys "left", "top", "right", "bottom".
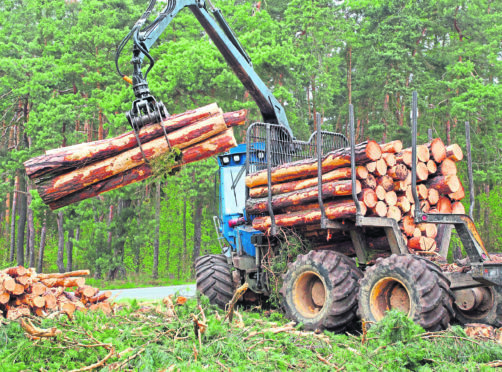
{"left": 1, "top": 302, "right": 501, "bottom": 371}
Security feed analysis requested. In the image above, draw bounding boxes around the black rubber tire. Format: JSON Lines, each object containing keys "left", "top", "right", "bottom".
{"left": 359, "top": 254, "right": 455, "bottom": 331}
{"left": 280, "top": 250, "right": 363, "bottom": 332}
{"left": 455, "top": 285, "right": 502, "bottom": 327}
{"left": 195, "top": 254, "right": 234, "bottom": 309}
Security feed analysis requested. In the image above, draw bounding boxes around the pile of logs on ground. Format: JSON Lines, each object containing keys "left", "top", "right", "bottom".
{"left": 24, "top": 103, "right": 247, "bottom": 210}
{"left": 246, "top": 137, "right": 466, "bottom": 255}
{"left": 0, "top": 266, "right": 112, "bottom": 320}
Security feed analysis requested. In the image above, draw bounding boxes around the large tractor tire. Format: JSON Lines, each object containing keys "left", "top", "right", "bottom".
{"left": 359, "top": 254, "right": 455, "bottom": 331}
{"left": 195, "top": 254, "right": 234, "bottom": 309}
{"left": 280, "top": 250, "right": 363, "bottom": 332}
{"left": 454, "top": 285, "right": 502, "bottom": 327}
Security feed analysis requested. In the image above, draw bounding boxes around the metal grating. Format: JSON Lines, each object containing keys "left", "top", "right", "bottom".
{"left": 245, "top": 122, "right": 348, "bottom": 174}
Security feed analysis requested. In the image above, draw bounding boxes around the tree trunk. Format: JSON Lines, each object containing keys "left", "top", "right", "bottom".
{"left": 66, "top": 228, "right": 74, "bottom": 272}
{"left": 27, "top": 183, "right": 35, "bottom": 267}
{"left": 16, "top": 174, "right": 27, "bottom": 267}
{"left": 192, "top": 201, "right": 203, "bottom": 268}
{"left": 179, "top": 196, "right": 187, "bottom": 279}
{"left": 37, "top": 212, "right": 47, "bottom": 273}
{"left": 9, "top": 175, "right": 19, "bottom": 262}
{"left": 56, "top": 211, "right": 65, "bottom": 273}
{"left": 153, "top": 182, "right": 161, "bottom": 279}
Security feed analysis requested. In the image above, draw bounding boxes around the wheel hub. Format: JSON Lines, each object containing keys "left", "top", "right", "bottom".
{"left": 370, "top": 277, "right": 411, "bottom": 320}
{"left": 293, "top": 271, "right": 327, "bottom": 318}
{"left": 454, "top": 287, "right": 494, "bottom": 316}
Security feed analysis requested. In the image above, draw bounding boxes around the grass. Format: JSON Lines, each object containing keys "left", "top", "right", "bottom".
{"left": 1, "top": 299, "right": 502, "bottom": 371}
{"left": 85, "top": 274, "right": 194, "bottom": 291}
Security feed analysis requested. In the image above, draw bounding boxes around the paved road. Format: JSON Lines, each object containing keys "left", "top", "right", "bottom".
{"left": 110, "top": 284, "right": 196, "bottom": 300}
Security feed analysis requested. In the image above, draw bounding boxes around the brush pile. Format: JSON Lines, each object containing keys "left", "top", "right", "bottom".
{"left": 24, "top": 103, "right": 247, "bottom": 210}
{"left": 0, "top": 265, "right": 111, "bottom": 320}
{"left": 245, "top": 137, "right": 466, "bottom": 254}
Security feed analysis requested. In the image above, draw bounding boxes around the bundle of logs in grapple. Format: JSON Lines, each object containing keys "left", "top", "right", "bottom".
{"left": 24, "top": 103, "right": 246, "bottom": 210}
{"left": 0, "top": 266, "right": 111, "bottom": 320}
{"left": 245, "top": 138, "right": 466, "bottom": 254}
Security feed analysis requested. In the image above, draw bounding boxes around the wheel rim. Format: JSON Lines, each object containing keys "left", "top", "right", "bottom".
{"left": 370, "top": 277, "right": 411, "bottom": 320}
{"left": 293, "top": 271, "right": 326, "bottom": 318}
{"left": 455, "top": 287, "right": 495, "bottom": 319}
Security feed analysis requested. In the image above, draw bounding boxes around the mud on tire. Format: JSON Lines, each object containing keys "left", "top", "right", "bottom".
{"left": 195, "top": 254, "right": 234, "bottom": 309}
{"left": 280, "top": 250, "right": 363, "bottom": 332}
{"left": 359, "top": 254, "right": 455, "bottom": 331}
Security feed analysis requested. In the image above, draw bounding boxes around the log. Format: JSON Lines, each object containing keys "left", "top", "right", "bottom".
{"left": 412, "top": 228, "right": 422, "bottom": 238}
{"left": 396, "top": 150, "right": 412, "bottom": 167}
{"left": 245, "top": 179, "right": 361, "bottom": 215}
{"left": 446, "top": 144, "right": 463, "bottom": 161}
{"left": 12, "top": 283, "right": 24, "bottom": 295}
{"left": 89, "top": 291, "right": 112, "bottom": 304}
{"left": 438, "top": 158, "right": 457, "bottom": 176}
{"left": 0, "top": 291, "right": 9, "bottom": 305}
{"left": 375, "top": 185, "right": 386, "bottom": 201}
{"left": 25, "top": 105, "right": 245, "bottom": 180}
{"left": 400, "top": 215, "right": 416, "bottom": 237}
{"left": 416, "top": 145, "right": 430, "bottom": 163}
{"left": 366, "top": 162, "right": 377, "bottom": 173}
{"left": 75, "top": 285, "right": 99, "bottom": 299}
{"left": 396, "top": 195, "right": 411, "bottom": 213}
{"left": 6, "top": 305, "right": 30, "bottom": 320}
{"left": 418, "top": 223, "right": 438, "bottom": 239}
{"left": 48, "top": 129, "right": 238, "bottom": 209}
{"left": 251, "top": 199, "right": 367, "bottom": 231}
{"left": 4, "top": 266, "right": 27, "bottom": 277}
{"left": 419, "top": 200, "right": 431, "bottom": 213}
{"left": 1, "top": 275, "right": 16, "bottom": 293}
{"left": 359, "top": 188, "right": 378, "bottom": 209}
{"left": 427, "top": 175, "right": 460, "bottom": 194}
{"left": 37, "top": 270, "right": 90, "bottom": 280}
{"left": 427, "top": 188, "right": 440, "bottom": 205}
{"left": 408, "top": 236, "right": 437, "bottom": 251}
{"left": 35, "top": 112, "right": 230, "bottom": 204}
{"left": 248, "top": 166, "right": 367, "bottom": 199}
{"left": 377, "top": 175, "right": 395, "bottom": 192}
{"left": 374, "top": 159, "right": 388, "bottom": 177}
{"left": 41, "top": 277, "right": 85, "bottom": 288}
{"left": 43, "top": 293, "right": 57, "bottom": 309}
{"left": 449, "top": 183, "right": 465, "bottom": 201}
{"left": 371, "top": 201, "right": 388, "bottom": 217}
{"left": 416, "top": 162, "right": 429, "bottom": 181}
{"left": 380, "top": 140, "right": 403, "bottom": 153}
{"left": 361, "top": 174, "right": 377, "bottom": 189}
{"left": 245, "top": 141, "right": 382, "bottom": 188}
{"left": 384, "top": 191, "right": 398, "bottom": 206}
{"left": 426, "top": 160, "right": 437, "bottom": 175}
{"left": 386, "top": 205, "right": 402, "bottom": 221}
{"left": 382, "top": 153, "right": 396, "bottom": 167}
{"left": 437, "top": 196, "right": 452, "bottom": 214}
{"left": 426, "top": 138, "right": 446, "bottom": 163}
{"left": 387, "top": 164, "right": 408, "bottom": 181}
{"left": 452, "top": 201, "right": 466, "bottom": 214}
{"left": 31, "top": 282, "right": 47, "bottom": 296}
{"left": 406, "top": 184, "right": 428, "bottom": 201}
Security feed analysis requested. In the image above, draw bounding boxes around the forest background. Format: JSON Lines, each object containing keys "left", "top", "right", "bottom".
{"left": 0, "top": 0, "right": 500, "bottom": 285}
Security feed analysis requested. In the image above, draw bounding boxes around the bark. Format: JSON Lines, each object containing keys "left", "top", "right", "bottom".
{"left": 387, "top": 164, "right": 408, "bottom": 181}
{"left": 245, "top": 179, "right": 361, "bottom": 215}
{"left": 246, "top": 141, "right": 382, "bottom": 188}
{"left": 251, "top": 199, "right": 367, "bottom": 231}
{"left": 9, "top": 175, "right": 19, "bottom": 262}
{"left": 56, "top": 211, "right": 65, "bottom": 273}
{"left": 427, "top": 175, "right": 460, "bottom": 194}
{"left": 37, "top": 212, "right": 47, "bottom": 273}
{"left": 27, "top": 183, "right": 35, "bottom": 267}
{"left": 445, "top": 144, "right": 463, "bottom": 161}
{"left": 180, "top": 196, "right": 187, "bottom": 279}
{"left": 66, "top": 228, "right": 74, "bottom": 272}
{"left": 47, "top": 129, "right": 237, "bottom": 209}
{"left": 192, "top": 200, "right": 203, "bottom": 266}
{"left": 152, "top": 182, "right": 160, "bottom": 279}
{"left": 16, "top": 175, "right": 27, "bottom": 267}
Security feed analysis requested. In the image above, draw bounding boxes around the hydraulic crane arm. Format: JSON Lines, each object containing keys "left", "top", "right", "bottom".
{"left": 116, "top": 0, "right": 293, "bottom": 138}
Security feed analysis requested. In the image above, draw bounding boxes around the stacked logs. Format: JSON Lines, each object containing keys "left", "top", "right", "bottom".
{"left": 24, "top": 103, "right": 247, "bottom": 210}
{"left": 245, "top": 138, "right": 466, "bottom": 254}
{"left": 0, "top": 266, "right": 112, "bottom": 320}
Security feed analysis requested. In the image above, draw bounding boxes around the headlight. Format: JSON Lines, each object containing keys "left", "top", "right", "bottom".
{"left": 222, "top": 156, "right": 230, "bottom": 165}
{"left": 257, "top": 151, "right": 265, "bottom": 159}
{"left": 233, "top": 154, "right": 241, "bottom": 163}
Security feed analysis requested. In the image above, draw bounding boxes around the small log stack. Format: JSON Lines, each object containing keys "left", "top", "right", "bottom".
{"left": 24, "top": 103, "right": 247, "bottom": 210}
{"left": 246, "top": 137, "right": 467, "bottom": 255}
{"left": 0, "top": 266, "right": 112, "bottom": 320}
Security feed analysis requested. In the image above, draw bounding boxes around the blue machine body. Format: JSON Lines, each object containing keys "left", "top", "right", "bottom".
{"left": 217, "top": 144, "right": 261, "bottom": 258}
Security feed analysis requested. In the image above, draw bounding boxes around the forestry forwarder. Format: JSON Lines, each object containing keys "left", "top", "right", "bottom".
{"left": 118, "top": 1, "right": 502, "bottom": 331}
